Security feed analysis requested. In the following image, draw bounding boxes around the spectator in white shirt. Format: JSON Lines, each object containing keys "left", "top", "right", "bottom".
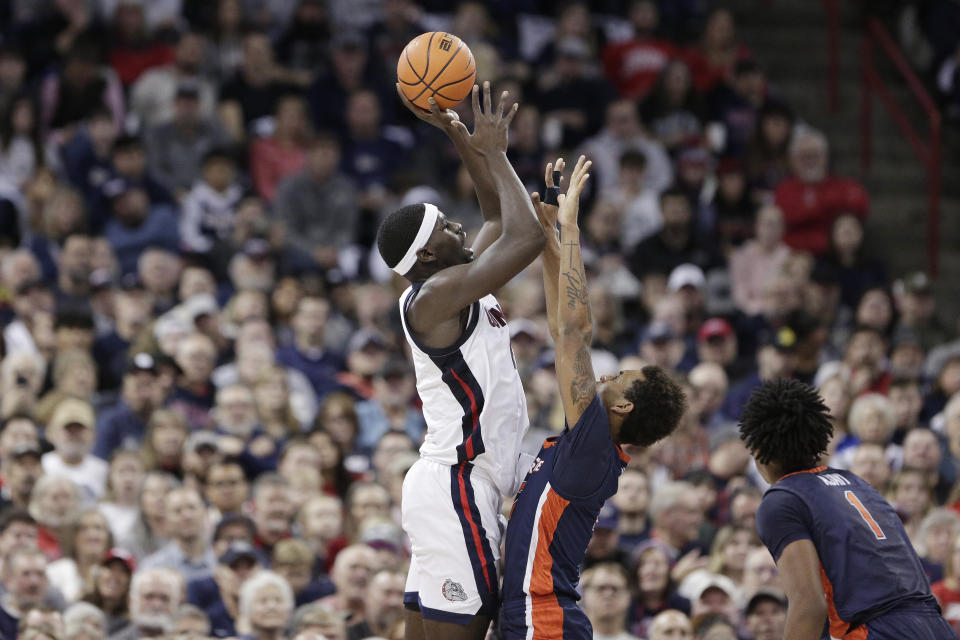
{"left": 40, "top": 399, "right": 107, "bottom": 502}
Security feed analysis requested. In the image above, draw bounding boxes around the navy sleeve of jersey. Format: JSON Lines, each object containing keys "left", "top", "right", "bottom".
{"left": 756, "top": 488, "right": 813, "bottom": 562}
{"left": 551, "top": 395, "right": 617, "bottom": 501}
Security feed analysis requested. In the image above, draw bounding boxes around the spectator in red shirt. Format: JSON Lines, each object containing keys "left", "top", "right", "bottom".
{"left": 106, "top": 0, "right": 174, "bottom": 88}
{"left": 250, "top": 95, "right": 310, "bottom": 202}
{"left": 603, "top": 1, "right": 678, "bottom": 100}
{"left": 682, "top": 8, "right": 752, "bottom": 93}
{"left": 774, "top": 126, "right": 869, "bottom": 255}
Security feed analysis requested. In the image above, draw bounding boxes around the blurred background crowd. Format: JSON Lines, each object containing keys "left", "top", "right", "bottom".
{"left": 0, "top": 0, "right": 958, "bottom": 639}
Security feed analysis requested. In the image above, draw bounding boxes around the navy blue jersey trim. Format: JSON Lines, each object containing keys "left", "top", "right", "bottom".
{"left": 418, "top": 602, "right": 476, "bottom": 624}
{"left": 402, "top": 284, "right": 481, "bottom": 357}
{"left": 450, "top": 463, "right": 500, "bottom": 617}
{"left": 431, "top": 350, "right": 486, "bottom": 462}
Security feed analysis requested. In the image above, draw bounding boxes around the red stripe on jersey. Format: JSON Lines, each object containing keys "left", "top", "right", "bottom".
{"left": 450, "top": 368, "right": 479, "bottom": 429}
{"left": 820, "top": 564, "right": 852, "bottom": 638}
{"left": 530, "top": 489, "right": 569, "bottom": 638}
{"left": 779, "top": 466, "right": 827, "bottom": 482}
{"left": 457, "top": 464, "right": 492, "bottom": 591}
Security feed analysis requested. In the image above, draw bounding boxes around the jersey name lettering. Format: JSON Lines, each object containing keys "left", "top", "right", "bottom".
{"left": 486, "top": 305, "right": 507, "bottom": 328}
{"left": 818, "top": 473, "right": 851, "bottom": 487}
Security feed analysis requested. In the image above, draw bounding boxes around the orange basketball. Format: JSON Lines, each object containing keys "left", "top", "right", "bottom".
{"left": 397, "top": 32, "right": 476, "bottom": 111}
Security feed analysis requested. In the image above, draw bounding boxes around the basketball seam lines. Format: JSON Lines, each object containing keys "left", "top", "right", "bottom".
{"left": 426, "top": 40, "right": 464, "bottom": 87}
{"left": 431, "top": 52, "right": 475, "bottom": 93}
{"left": 403, "top": 34, "right": 473, "bottom": 105}
{"left": 403, "top": 49, "right": 428, "bottom": 84}
{"left": 399, "top": 34, "right": 476, "bottom": 105}
{"left": 409, "top": 38, "right": 462, "bottom": 102}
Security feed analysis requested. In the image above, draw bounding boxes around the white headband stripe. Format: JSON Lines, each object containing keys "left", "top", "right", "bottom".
{"left": 392, "top": 203, "right": 440, "bottom": 275}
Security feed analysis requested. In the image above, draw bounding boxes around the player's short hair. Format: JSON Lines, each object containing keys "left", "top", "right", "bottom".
{"left": 376, "top": 204, "right": 427, "bottom": 270}
{"left": 619, "top": 366, "right": 687, "bottom": 447}
{"left": 738, "top": 378, "right": 833, "bottom": 473}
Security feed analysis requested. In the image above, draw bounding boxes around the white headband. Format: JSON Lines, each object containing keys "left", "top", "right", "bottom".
{"left": 392, "top": 203, "right": 440, "bottom": 275}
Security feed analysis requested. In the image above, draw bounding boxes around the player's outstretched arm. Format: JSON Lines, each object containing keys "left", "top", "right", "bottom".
{"left": 776, "top": 539, "right": 829, "bottom": 640}
{"left": 555, "top": 156, "right": 596, "bottom": 427}
{"left": 410, "top": 83, "right": 545, "bottom": 326}
{"left": 396, "top": 83, "right": 502, "bottom": 256}
{"left": 532, "top": 158, "right": 565, "bottom": 343}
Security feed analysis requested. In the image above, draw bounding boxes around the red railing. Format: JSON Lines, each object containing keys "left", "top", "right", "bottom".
{"left": 860, "top": 17, "right": 942, "bottom": 276}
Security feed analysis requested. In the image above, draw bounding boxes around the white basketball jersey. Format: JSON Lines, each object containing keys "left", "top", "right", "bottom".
{"left": 399, "top": 284, "right": 529, "bottom": 496}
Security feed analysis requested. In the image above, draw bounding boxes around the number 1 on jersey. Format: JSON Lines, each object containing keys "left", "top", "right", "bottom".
{"left": 845, "top": 490, "right": 886, "bottom": 540}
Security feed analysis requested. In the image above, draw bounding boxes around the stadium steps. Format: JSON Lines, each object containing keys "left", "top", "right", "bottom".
{"left": 728, "top": 0, "right": 960, "bottom": 318}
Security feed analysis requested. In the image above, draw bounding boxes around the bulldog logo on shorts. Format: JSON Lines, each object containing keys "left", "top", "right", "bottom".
{"left": 441, "top": 578, "right": 467, "bottom": 602}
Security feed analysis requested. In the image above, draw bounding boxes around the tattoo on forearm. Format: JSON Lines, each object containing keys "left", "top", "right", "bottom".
{"left": 560, "top": 240, "right": 588, "bottom": 309}
{"left": 570, "top": 344, "right": 595, "bottom": 411}
{"left": 562, "top": 269, "right": 588, "bottom": 310}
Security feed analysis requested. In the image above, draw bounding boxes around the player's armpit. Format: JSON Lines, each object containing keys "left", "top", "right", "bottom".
{"left": 556, "top": 334, "right": 597, "bottom": 427}
{"left": 776, "top": 539, "right": 829, "bottom": 640}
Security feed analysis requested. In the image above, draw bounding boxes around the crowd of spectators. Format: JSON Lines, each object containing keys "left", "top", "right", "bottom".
{"left": 0, "top": 1, "right": 957, "bottom": 639}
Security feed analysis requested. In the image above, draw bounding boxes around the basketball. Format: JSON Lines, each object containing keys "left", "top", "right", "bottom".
{"left": 397, "top": 32, "right": 476, "bottom": 111}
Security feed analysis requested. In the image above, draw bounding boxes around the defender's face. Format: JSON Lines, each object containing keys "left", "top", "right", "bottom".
{"left": 597, "top": 369, "right": 646, "bottom": 405}
{"left": 426, "top": 212, "right": 473, "bottom": 267}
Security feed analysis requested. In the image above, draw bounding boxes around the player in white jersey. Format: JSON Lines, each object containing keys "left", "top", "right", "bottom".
{"left": 377, "top": 82, "right": 544, "bottom": 640}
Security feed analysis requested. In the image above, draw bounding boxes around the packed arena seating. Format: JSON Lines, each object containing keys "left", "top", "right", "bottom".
{"left": 0, "top": 1, "right": 958, "bottom": 639}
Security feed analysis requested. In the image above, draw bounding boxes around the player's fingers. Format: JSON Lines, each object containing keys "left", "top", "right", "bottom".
{"left": 470, "top": 84, "right": 480, "bottom": 118}
{"left": 502, "top": 101, "right": 518, "bottom": 127}
{"left": 544, "top": 163, "right": 553, "bottom": 186}
{"left": 497, "top": 90, "right": 507, "bottom": 119}
{"left": 428, "top": 96, "right": 442, "bottom": 116}
{"left": 556, "top": 157, "right": 565, "bottom": 174}
{"left": 396, "top": 83, "right": 413, "bottom": 108}
{"left": 483, "top": 80, "right": 492, "bottom": 116}
{"left": 573, "top": 154, "right": 587, "bottom": 177}
{"left": 578, "top": 161, "right": 593, "bottom": 184}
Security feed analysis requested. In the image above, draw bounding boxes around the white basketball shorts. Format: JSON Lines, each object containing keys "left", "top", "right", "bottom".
{"left": 402, "top": 457, "right": 503, "bottom": 624}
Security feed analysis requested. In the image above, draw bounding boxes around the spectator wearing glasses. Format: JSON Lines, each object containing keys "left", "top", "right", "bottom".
{"left": 582, "top": 563, "right": 639, "bottom": 640}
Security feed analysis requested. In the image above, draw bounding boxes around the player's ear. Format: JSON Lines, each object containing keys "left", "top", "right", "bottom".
{"left": 416, "top": 246, "right": 437, "bottom": 263}
{"left": 611, "top": 399, "right": 634, "bottom": 416}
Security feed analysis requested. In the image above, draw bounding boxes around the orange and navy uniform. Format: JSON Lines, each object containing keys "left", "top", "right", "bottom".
{"left": 501, "top": 396, "right": 629, "bottom": 640}
{"left": 757, "top": 466, "right": 954, "bottom": 640}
